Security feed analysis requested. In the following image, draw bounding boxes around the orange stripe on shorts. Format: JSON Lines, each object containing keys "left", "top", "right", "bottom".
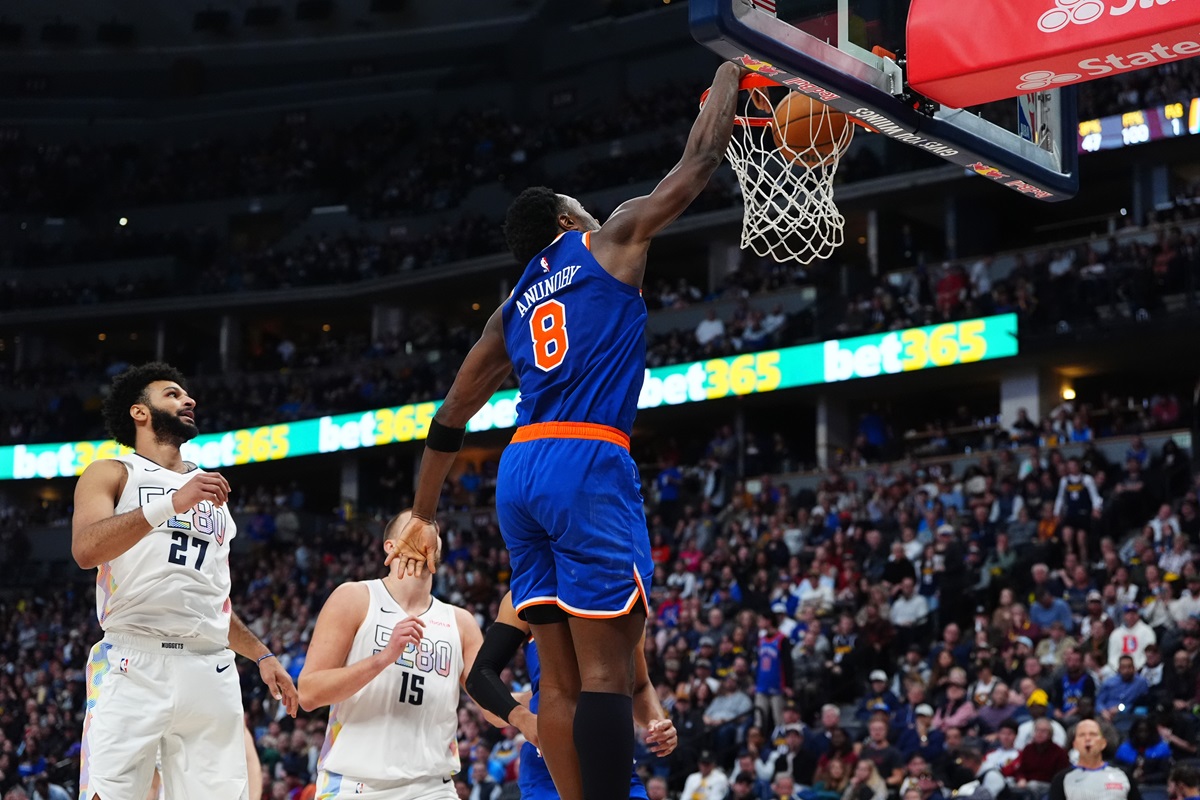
{"left": 510, "top": 421, "right": 630, "bottom": 450}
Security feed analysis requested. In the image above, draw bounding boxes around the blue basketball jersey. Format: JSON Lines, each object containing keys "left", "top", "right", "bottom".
{"left": 520, "top": 639, "right": 647, "bottom": 800}
{"left": 501, "top": 230, "right": 648, "bottom": 436}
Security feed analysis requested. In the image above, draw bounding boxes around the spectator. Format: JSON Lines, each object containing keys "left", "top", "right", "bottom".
{"left": 1050, "top": 648, "right": 1096, "bottom": 721}
{"left": 1107, "top": 605, "right": 1156, "bottom": 672}
{"left": 931, "top": 670, "right": 975, "bottom": 732}
{"left": 1016, "top": 691, "right": 1068, "bottom": 749}
{"left": 980, "top": 720, "right": 1021, "bottom": 773}
{"left": 1030, "top": 591, "right": 1075, "bottom": 634}
{"left": 1035, "top": 622, "right": 1078, "bottom": 670}
{"left": 842, "top": 760, "right": 888, "bottom": 800}
{"left": 896, "top": 705, "right": 946, "bottom": 763}
{"left": 763, "top": 726, "right": 817, "bottom": 788}
{"left": 857, "top": 671, "right": 901, "bottom": 722}
{"left": 696, "top": 309, "right": 727, "bottom": 349}
{"left": 858, "top": 716, "right": 905, "bottom": 791}
{"left": 683, "top": 751, "right": 731, "bottom": 800}
{"left": 1096, "top": 655, "right": 1150, "bottom": 725}
{"left": 975, "top": 684, "right": 1024, "bottom": 733}
{"left": 1113, "top": 718, "right": 1171, "bottom": 785}
{"left": 1001, "top": 719, "right": 1070, "bottom": 798}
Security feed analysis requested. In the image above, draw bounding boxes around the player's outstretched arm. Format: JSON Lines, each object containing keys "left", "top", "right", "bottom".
{"left": 390, "top": 307, "right": 511, "bottom": 578}
{"left": 72, "top": 461, "right": 230, "bottom": 569}
{"left": 592, "top": 60, "right": 742, "bottom": 287}
{"left": 229, "top": 610, "right": 299, "bottom": 717}
{"left": 298, "top": 583, "right": 424, "bottom": 711}
{"left": 632, "top": 632, "right": 677, "bottom": 757}
{"left": 464, "top": 593, "right": 540, "bottom": 745}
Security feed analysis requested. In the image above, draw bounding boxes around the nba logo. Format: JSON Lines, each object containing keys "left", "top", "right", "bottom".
{"left": 119, "top": 658, "right": 130, "bottom": 673}
{"left": 354, "top": 783, "right": 365, "bottom": 794}
{"left": 540, "top": 257, "right": 550, "bottom": 272}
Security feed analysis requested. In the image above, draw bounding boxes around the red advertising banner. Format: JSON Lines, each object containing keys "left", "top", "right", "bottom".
{"left": 907, "top": 0, "right": 1200, "bottom": 109}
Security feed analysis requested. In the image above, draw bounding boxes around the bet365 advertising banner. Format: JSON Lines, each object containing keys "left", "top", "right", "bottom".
{"left": 1, "top": 313, "right": 1017, "bottom": 481}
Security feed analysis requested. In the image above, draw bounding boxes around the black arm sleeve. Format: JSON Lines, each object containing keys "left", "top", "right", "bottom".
{"left": 464, "top": 621, "right": 527, "bottom": 723}
{"left": 1048, "top": 769, "right": 1069, "bottom": 800}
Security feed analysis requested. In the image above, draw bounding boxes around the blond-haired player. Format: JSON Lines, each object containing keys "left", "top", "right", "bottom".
{"left": 72, "top": 362, "right": 297, "bottom": 800}
{"left": 300, "top": 510, "right": 484, "bottom": 799}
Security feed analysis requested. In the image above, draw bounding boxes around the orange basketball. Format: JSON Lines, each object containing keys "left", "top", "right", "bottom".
{"left": 771, "top": 91, "right": 853, "bottom": 167}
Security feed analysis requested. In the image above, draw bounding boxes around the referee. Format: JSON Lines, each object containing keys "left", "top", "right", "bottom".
{"left": 1049, "top": 720, "right": 1143, "bottom": 800}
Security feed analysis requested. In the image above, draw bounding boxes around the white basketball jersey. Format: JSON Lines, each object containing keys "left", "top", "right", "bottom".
{"left": 97, "top": 454, "right": 236, "bottom": 649}
{"left": 319, "top": 581, "right": 463, "bottom": 783}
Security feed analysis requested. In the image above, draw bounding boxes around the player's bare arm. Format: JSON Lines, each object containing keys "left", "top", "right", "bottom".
{"left": 298, "top": 582, "right": 425, "bottom": 711}
{"left": 388, "top": 306, "right": 511, "bottom": 577}
{"left": 464, "top": 592, "right": 540, "bottom": 745}
{"left": 591, "top": 60, "right": 742, "bottom": 288}
{"left": 229, "top": 610, "right": 299, "bottom": 717}
{"left": 71, "top": 460, "right": 230, "bottom": 570}
{"left": 631, "top": 632, "right": 677, "bottom": 756}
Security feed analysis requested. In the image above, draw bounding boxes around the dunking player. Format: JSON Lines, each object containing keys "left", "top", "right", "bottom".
{"left": 465, "top": 591, "right": 678, "bottom": 800}
{"left": 387, "top": 60, "right": 740, "bottom": 800}
{"left": 1048, "top": 720, "right": 1142, "bottom": 800}
{"left": 72, "top": 362, "right": 298, "bottom": 800}
{"left": 300, "top": 510, "right": 485, "bottom": 799}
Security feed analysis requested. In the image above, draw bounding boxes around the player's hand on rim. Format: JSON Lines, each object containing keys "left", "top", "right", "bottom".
{"left": 385, "top": 515, "right": 440, "bottom": 579}
{"left": 174, "top": 472, "right": 231, "bottom": 511}
{"left": 258, "top": 656, "right": 300, "bottom": 718}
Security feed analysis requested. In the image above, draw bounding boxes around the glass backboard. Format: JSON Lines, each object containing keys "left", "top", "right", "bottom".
{"left": 690, "top": 0, "right": 1080, "bottom": 201}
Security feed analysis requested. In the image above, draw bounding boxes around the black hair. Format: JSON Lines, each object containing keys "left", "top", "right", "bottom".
{"left": 1171, "top": 763, "right": 1200, "bottom": 790}
{"left": 102, "top": 362, "right": 187, "bottom": 448}
{"left": 503, "top": 186, "right": 563, "bottom": 266}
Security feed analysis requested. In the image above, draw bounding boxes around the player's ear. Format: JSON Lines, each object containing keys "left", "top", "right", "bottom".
{"left": 557, "top": 211, "right": 579, "bottom": 232}
{"left": 383, "top": 539, "right": 395, "bottom": 557}
{"left": 130, "top": 403, "right": 149, "bottom": 424}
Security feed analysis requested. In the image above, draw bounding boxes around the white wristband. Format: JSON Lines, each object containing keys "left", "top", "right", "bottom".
{"left": 143, "top": 495, "right": 178, "bottom": 528}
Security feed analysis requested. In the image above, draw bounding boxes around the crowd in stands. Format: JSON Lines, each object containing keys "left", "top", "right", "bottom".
{"left": 4, "top": 411, "right": 1200, "bottom": 799}
{"left": 7, "top": 51, "right": 1199, "bottom": 313}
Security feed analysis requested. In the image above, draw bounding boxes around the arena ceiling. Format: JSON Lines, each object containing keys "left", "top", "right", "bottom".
{"left": 0, "top": 0, "right": 539, "bottom": 51}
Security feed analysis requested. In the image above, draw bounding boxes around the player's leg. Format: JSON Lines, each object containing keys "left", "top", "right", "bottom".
{"left": 529, "top": 613, "right": 583, "bottom": 800}
{"left": 162, "top": 650, "right": 249, "bottom": 799}
{"left": 80, "top": 641, "right": 168, "bottom": 800}
{"left": 567, "top": 610, "right": 647, "bottom": 800}
{"left": 245, "top": 726, "right": 263, "bottom": 800}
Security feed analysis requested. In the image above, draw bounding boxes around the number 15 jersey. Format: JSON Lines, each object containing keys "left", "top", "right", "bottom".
{"left": 502, "top": 230, "right": 648, "bottom": 436}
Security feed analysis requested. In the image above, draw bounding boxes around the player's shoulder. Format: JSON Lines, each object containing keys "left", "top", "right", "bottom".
{"left": 324, "top": 581, "right": 372, "bottom": 614}
{"left": 76, "top": 456, "right": 131, "bottom": 489}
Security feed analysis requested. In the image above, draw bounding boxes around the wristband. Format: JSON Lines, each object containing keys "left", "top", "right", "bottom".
{"left": 143, "top": 495, "right": 177, "bottom": 528}
{"left": 426, "top": 418, "right": 466, "bottom": 453}
{"left": 256, "top": 652, "right": 276, "bottom": 665}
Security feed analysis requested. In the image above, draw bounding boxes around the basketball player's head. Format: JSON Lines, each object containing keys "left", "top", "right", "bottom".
{"left": 503, "top": 186, "right": 600, "bottom": 265}
{"left": 382, "top": 509, "right": 442, "bottom": 573}
{"left": 103, "top": 361, "right": 197, "bottom": 449}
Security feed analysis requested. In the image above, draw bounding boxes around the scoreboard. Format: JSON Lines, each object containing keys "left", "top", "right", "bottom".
{"left": 1078, "top": 98, "right": 1200, "bottom": 153}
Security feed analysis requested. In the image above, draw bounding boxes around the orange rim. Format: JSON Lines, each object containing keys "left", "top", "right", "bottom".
{"left": 700, "top": 73, "right": 779, "bottom": 127}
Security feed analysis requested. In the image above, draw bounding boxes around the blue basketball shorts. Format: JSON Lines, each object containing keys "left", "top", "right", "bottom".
{"left": 496, "top": 423, "right": 653, "bottom": 620}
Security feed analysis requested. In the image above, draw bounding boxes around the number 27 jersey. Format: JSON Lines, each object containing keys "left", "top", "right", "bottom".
{"left": 502, "top": 230, "right": 648, "bottom": 436}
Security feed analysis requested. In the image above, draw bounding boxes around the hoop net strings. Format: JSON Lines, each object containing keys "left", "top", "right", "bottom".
{"left": 724, "top": 87, "right": 854, "bottom": 264}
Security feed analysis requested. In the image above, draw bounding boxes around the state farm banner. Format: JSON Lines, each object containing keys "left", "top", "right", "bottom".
{"left": 907, "top": 0, "right": 1200, "bottom": 108}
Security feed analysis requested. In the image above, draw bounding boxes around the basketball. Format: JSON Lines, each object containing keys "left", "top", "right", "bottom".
{"left": 770, "top": 90, "right": 853, "bottom": 167}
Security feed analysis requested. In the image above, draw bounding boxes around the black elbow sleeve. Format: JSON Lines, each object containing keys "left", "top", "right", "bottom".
{"left": 465, "top": 622, "right": 528, "bottom": 722}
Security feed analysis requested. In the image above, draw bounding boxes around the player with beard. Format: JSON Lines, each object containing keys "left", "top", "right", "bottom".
{"left": 1048, "top": 720, "right": 1141, "bottom": 800}
{"left": 72, "top": 362, "right": 298, "bottom": 800}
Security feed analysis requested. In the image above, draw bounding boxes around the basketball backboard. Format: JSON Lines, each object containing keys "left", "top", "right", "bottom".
{"left": 690, "top": 0, "right": 1080, "bottom": 201}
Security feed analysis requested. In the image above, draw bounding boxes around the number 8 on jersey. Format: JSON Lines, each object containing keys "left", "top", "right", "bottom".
{"left": 530, "top": 299, "right": 569, "bottom": 372}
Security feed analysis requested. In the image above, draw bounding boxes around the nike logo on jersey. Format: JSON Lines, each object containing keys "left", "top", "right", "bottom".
{"left": 216, "top": 664, "right": 231, "bottom": 673}
{"left": 443, "top": 778, "right": 452, "bottom": 784}
{"left": 381, "top": 608, "right": 397, "bottom": 613}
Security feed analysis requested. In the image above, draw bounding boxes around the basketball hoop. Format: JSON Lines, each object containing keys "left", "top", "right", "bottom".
{"left": 702, "top": 73, "right": 855, "bottom": 264}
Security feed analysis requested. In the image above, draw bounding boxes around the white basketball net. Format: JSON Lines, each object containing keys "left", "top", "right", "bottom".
{"left": 723, "top": 85, "right": 854, "bottom": 265}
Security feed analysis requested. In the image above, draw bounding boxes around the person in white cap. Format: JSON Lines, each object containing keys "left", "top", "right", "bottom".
{"left": 856, "top": 670, "right": 900, "bottom": 722}
{"left": 895, "top": 704, "right": 944, "bottom": 763}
